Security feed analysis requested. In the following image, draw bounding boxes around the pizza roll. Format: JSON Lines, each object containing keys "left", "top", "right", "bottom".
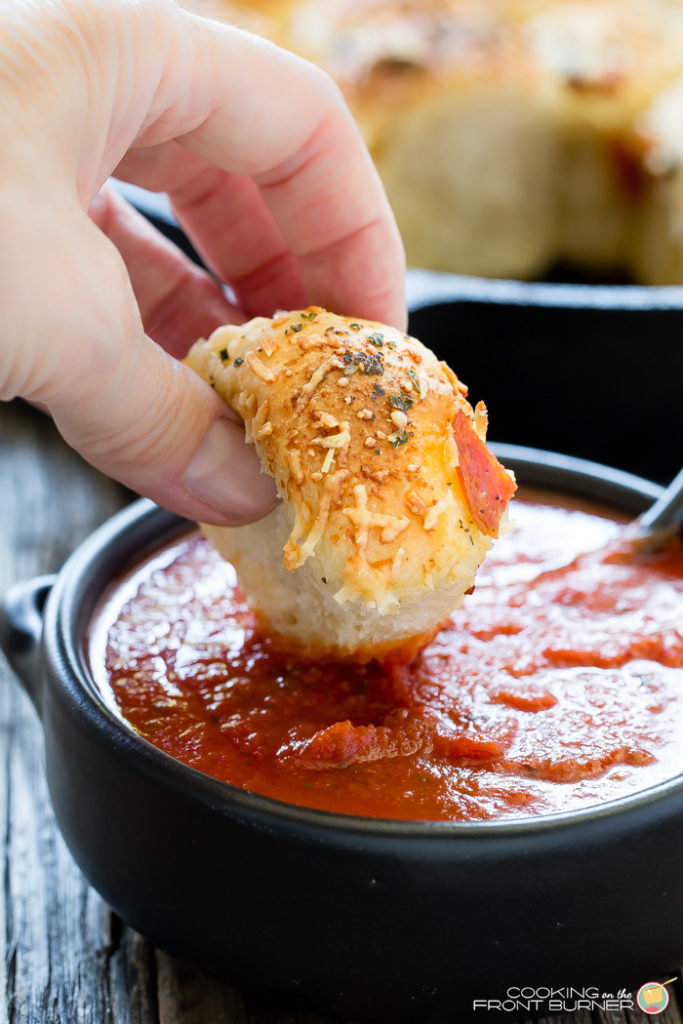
{"left": 185, "top": 308, "right": 516, "bottom": 659}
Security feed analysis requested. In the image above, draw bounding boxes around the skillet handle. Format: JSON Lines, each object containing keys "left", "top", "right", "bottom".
{"left": 0, "top": 575, "right": 56, "bottom": 716}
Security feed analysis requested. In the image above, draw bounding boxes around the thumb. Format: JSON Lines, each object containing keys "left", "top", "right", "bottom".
{"left": 35, "top": 209, "right": 277, "bottom": 526}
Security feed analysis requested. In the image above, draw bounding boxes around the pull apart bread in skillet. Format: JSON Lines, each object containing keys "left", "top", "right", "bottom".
{"left": 182, "top": 0, "right": 683, "bottom": 283}
{"left": 185, "top": 309, "right": 516, "bottom": 660}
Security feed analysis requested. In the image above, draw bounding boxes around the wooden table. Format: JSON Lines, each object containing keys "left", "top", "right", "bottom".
{"left": 1, "top": 399, "right": 682, "bottom": 1024}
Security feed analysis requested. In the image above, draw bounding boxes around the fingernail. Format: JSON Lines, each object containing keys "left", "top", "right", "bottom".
{"left": 184, "top": 419, "right": 278, "bottom": 523}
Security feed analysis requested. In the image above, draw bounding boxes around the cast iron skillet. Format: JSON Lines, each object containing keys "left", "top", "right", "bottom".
{"left": 118, "top": 180, "right": 683, "bottom": 485}
{"left": 406, "top": 271, "right": 683, "bottom": 485}
{"left": 1, "top": 446, "right": 682, "bottom": 1023}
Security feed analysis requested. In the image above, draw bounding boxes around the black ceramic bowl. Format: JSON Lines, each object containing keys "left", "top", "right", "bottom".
{"left": 1, "top": 446, "right": 682, "bottom": 1024}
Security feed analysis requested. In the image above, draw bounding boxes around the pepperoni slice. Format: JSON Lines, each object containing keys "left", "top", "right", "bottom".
{"left": 452, "top": 410, "right": 517, "bottom": 537}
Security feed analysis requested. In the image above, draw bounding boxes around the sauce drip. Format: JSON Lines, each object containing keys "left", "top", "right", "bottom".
{"left": 89, "top": 499, "right": 683, "bottom": 821}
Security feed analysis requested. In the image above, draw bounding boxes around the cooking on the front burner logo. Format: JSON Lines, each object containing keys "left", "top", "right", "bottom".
{"left": 636, "top": 978, "right": 678, "bottom": 1014}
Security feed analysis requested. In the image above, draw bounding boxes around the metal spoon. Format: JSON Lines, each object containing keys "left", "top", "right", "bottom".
{"left": 625, "top": 466, "right": 683, "bottom": 553}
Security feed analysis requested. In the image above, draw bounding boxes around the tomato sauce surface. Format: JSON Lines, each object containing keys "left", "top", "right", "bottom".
{"left": 89, "top": 498, "right": 683, "bottom": 821}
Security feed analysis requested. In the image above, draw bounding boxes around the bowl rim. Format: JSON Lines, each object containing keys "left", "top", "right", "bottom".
{"left": 44, "top": 444, "right": 683, "bottom": 840}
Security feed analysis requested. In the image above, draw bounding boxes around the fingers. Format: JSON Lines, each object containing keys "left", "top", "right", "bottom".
{"left": 88, "top": 185, "right": 242, "bottom": 359}
{"left": 173, "top": 168, "right": 307, "bottom": 317}
{"left": 1, "top": 0, "right": 405, "bottom": 527}
{"left": 24, "top": 202, "right": 276, "bottom": 526}
{"left": 117, "top": 10, "right": 407, "bottom": 328}
{"left": 116, "top": 144, "right": 307, "bottom": 317}
{"left": 251, "top": 108, "right": 407, "bottom": 327}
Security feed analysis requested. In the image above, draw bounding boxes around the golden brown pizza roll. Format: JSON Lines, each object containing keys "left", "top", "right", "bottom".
{"left": 185, "top": 308, "right": 516, "bottom": 659}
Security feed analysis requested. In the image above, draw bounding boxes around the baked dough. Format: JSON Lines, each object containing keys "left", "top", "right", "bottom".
{"left": 181, "top": 0, "right": 683, "bottom": 282}
{"left": 185, "top": 308, "right": 516, "bottom": 659}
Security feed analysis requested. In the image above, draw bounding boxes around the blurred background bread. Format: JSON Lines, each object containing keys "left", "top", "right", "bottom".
{"left": 180, "top": 0, "right": 683, "bottom": 283}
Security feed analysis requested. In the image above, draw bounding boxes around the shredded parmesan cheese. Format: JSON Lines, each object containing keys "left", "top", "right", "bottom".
{"left": 295, "top": 471, "right": 349, "bottom": 564}
{"left": 287, "top": 450, "right": 304, "bottom": 485}
{"left": 423, "top": 492, "right": 455, "bottom": 531}
{"left": 253, "top": 399, "right": 270, "bottom": 435}
{"left": 312, "top": 428, "right": 351, "bottom": 449}
{"left": 283, "top": 500, "right": 312, "bottom": 570}
{"left": 342, "top": 484, "right": 410, "bottom": 550}
{"left": 246, "top": 351, "right": 276, "bottom": 383}
{"left": 445, "top": 436, "right": 460, "bottom": 468}
{"left": 236, "top": 391, "right": 257, "bottom": 418}
{"left": 296, "top": 356, "right": 336, "bottom": 409}
{"left": 260, "top": 333, "right": 275, "bottom": 358}
{"left": 380, "top": 519, "right": 410, "bottom": 543}
{"left": 406, "top": 490, "right": 429, "bottom": 516}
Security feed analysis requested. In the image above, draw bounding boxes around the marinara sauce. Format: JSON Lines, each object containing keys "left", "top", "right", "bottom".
{"left": 89, "top": 497, "right": 683, "bottom": 821}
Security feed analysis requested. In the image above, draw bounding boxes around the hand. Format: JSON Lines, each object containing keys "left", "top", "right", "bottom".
{"left": 0, "top": 0, "right": 406, "bottom": 525}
